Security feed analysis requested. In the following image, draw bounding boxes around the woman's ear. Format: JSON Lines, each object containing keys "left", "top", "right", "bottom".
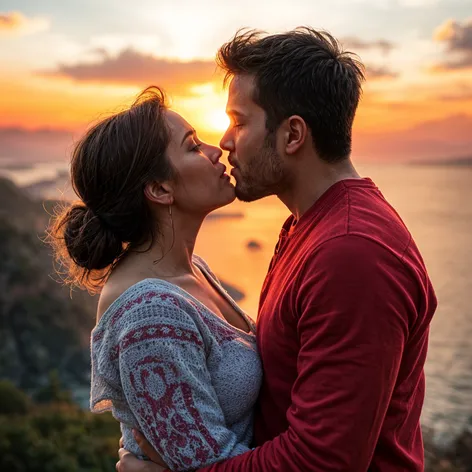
{"left": 144, "top": 181, "right": 174, "bottom": 206}
{"left": 284, "top": 115, "right": 307, "bottom": 155}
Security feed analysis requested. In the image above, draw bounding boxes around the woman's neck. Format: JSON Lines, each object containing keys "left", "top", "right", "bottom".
{"left": 124, "top": 209, "right": 206, "bottom": 278}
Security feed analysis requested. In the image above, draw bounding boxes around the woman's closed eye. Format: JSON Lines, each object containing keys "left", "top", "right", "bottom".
{"left": 190, "top": 141, "right": 203, "bottom": 152}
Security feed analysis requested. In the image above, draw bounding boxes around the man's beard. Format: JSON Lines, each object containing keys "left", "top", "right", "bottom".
{"left": 235, "top": 134, "right": 289, "bottom": 202}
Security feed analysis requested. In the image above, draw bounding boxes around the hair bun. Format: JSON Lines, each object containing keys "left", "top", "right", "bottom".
{"left": 63, "top": 204, "right": 124, "bottom": 270}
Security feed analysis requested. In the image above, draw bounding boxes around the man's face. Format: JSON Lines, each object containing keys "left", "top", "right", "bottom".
{"left": 220, "top": 75, "right": 288, "bottom": 202}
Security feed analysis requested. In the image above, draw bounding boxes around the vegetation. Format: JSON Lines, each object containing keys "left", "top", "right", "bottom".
{"left": 0, "top": 380, "right": 120, "bottom": 472}
{"left": 0, "top": 177, "right": 96, "bottom": 394}
{"left": 425, "top": 427, "right": 472, "bottom": 471}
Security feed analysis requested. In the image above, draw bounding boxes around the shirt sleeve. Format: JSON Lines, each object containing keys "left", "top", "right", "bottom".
{"left": 118, "top": 300, "right": 250, "bottom": 471}
{"left": 198, "top": 235, "right": 416, "bottom": 472}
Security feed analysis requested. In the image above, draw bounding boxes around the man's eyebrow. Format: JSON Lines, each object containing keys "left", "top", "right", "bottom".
{"left": 226, "top": 109, "right": 247, "bottom": 118}
{"left": 181, "top": 129, "right": 196, "bottom": 146}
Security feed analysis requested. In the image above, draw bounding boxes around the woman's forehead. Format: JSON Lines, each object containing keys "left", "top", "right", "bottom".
{"left": 166, "top": 110, "right": 190, "bottom": 131}
{"left": 165, "top": 110, "right": 194, "bottom": 144}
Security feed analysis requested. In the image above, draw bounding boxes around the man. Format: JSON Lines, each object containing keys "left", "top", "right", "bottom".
{"left": 117, "top": 27, "right": 437, "bottom": 471}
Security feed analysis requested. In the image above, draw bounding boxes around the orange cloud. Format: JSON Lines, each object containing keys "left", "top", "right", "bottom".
{"left": 0, "top": 127, "right": 74, "bottom": 162}
{"left": 0, "top": 11, "right": 49, "bottom": 36}
{"left": 3, "top": 112, "right": 471, "bottom": 165}
{"left": 339, "top": 37, "right": 398, "bottom": 81}
{"left": 437, "top": 83, "right": 472, "bottom": 101}
{"left": 354, "top": 113, "right": 472, "bottom": 161}
{"left": 41, "top": 49, "right": 221, "bottom": 92}
{"left": 342, "top": 37, "right": 395, "bottom": 55}
{"left": 365, "top": 65, "right": 398, "bottom": 80}
{"left": 432, "top": 18, "right": 472, "bottom": 70}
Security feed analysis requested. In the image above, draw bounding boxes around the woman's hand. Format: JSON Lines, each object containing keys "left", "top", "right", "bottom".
{"left": 133, "top": 429, "right": 169, "bottom": 468}
{"left": 115, "top": 430, "right": 169, "bottom": 472}
{"left": 116, "top": 448, "right": 166, "bottom": 472}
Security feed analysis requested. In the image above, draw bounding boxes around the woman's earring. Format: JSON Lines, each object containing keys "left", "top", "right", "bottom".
{"left": 168, "top": 205, "right": 172, "bottom": 216}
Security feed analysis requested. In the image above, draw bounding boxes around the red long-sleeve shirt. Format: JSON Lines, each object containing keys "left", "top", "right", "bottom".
{"left": 200, "top": 178, "right": 437, "bottom": 471}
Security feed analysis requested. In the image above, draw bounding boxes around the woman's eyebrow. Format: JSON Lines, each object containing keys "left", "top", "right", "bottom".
{"left": 181, "top": 129, "right": 196, "bottom": 146}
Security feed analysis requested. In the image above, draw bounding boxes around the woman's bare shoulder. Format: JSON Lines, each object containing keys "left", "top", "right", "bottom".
{"left": 96, "top": 274, "right": 148, "bottom": 322}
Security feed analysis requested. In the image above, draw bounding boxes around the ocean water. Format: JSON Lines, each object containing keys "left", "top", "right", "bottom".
{"left": 2, "top": 161, "right": 471, "bottom": 439}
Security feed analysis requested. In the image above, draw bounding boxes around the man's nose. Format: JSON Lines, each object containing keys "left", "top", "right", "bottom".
{"left": 208, "top": 145, "right": 223, "bottom": 164}
{"left": 220, "top": 129, "right": 234, "bottom": 153}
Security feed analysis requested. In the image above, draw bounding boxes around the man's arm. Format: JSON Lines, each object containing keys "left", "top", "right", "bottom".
{"left": 198, "top": 235, "right": 415, "bottom": 471}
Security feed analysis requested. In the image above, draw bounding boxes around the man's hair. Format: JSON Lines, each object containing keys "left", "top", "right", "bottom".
{"left": 217, "top": 27, "right": 365, "bottom": 162}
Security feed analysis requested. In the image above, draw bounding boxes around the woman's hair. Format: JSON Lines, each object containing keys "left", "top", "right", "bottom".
{"left": 49, "top": 86, "right": 174, "bottom": 292}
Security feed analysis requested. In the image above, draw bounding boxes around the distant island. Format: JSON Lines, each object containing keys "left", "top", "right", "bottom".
{"left": 206, "top": 211, "right": 244, "bottom": 220}
{"left": 0, "top": 162, "right": 35, "bottom": 171}
{"left": 247, "top": 240, "right": 262, "bottom": 251}
{"left": 220, "top": 280, "right": 245, "bottom": 302}
{"left": 410, "top": 156, "right": 472, "bottom": 167}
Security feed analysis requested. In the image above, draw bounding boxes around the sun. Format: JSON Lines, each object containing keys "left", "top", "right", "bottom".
{"left": 206, "top": 109, "right": 230, "bottom": 132}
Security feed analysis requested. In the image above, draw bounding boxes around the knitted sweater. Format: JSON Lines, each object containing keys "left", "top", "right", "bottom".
{"left": 90, "top": 256, "right": 262, "bottom": 471}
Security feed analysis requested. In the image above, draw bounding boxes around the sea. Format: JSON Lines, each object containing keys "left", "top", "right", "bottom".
{"left": 1, "top": 160, "right": 471, "bottom": 443}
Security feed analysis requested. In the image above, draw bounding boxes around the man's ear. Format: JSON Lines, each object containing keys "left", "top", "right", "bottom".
{"left": 283, "top": 115, "right": 307, "bottom": 155}
{"left": 144, "top": 181, "right": 174, "bottom": 206}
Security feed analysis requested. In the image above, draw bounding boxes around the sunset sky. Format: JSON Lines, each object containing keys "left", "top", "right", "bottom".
{"left": 1, "top": 0, "right": 471, "bottom": 163}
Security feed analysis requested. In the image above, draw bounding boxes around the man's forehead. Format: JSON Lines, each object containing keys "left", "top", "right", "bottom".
{"left": 227, "top": 75, "right": 255, "bottom": 103}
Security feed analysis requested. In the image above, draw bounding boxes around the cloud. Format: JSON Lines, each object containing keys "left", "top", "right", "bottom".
{"left": 0, "top": 127, "right": 74, "bottom": 162}
{"left": 342, "top": 37, "right": 395, "bottom": 55}
{"left": 339, "top": 37, "right": 398, "bottom": 80}
{"left": 397, "top": 0, "right": 439, "bottom": 6}
{"left": 365, "top": 65, "right": 399, "bottom": 80}
{"left": 42, "top": 48, "right": 220, "bottom": 92}
{"left": 0, "top": 126, "right": 230, "bottom": 166}
{"left": 433, "top": 18, "right": 472, "bottom": 70}
{"left": 2, "top": 113, "right": 471, "bottom": 165}
{"left": 44, "top": 40, "right": 399, "bottom": 88}
{"left": 434, "top": 18, "right": 472, "bottom": 51}
{"left": 354, "top": 113, "right": 472, "bottom": 161}
{"left": 431, "top": 56, "right": 472, "bottom": 71}
{"left": 88, "top": 34, "right": 161, "bottom": 56}
{"left": 348, "top": 0, "right": 438, "bottom": 7}
{"left": 437, "top": 84, "right": 472, "bottom": 101}
{"left": 0, "top": 11, "right": 49, "bottom": 36}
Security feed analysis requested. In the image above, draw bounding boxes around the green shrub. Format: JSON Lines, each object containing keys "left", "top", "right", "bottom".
{"left": 0, "top": 389, "right": 120, "bottom": 471}
{"left": 0, "top": 381, "right": 30, "bottom": 415}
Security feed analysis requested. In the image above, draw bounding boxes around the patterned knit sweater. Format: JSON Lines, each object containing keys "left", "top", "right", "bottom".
{"left": 90, "top": 256, "right": 262, "bottom": 471}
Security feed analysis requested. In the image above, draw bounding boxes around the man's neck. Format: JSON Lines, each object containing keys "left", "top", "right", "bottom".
{"left": 278, "top": 158, "right": 361, "bottom": 221}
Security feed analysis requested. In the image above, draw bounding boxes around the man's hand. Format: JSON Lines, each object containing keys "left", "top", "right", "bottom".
{"left": 116, "top": 448, "right": 166, "bottom": 472}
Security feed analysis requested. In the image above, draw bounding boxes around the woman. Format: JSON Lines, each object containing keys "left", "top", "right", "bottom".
{"left": 51, "top": 87, "right": 262, "bottom": 471}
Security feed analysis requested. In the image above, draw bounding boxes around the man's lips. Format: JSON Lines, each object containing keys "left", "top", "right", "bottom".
{"left": 228, "top": 154, "right": 238, "bottom": 167}
{"left": 227, "top": 156, "right": 240, "bottom": 179}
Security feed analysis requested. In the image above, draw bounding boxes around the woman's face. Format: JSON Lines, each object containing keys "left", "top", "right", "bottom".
{"left": 165, "top": 110, "right": 235, "bottom": 215}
